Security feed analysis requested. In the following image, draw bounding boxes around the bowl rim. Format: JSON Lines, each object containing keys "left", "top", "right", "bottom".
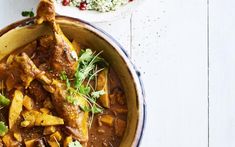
{"left": 0, "top": 16, "right": 146, "bottom": 146}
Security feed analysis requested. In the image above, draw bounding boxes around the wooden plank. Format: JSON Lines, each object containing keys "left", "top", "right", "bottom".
{"left": 209, "top": 1, "right": 235, "bottom": 147}
{"left": 0, "top": 0, "right": 38, "bottom": 29}
{"left": 131, "top": 0, "right": 208, "bottom": 146}
{"left": 95, "top": 15, "right": 131, "bottom": 55}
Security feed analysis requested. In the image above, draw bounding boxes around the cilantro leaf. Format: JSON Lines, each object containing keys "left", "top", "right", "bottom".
{"left": 66, "top": 95, "right": 79, "bottom": 105}
{"left": 69, "top": 140, "right": 82, "bottom": 147}
{"left": 91, "top": 90, "right": 105, "bottom": 99}
{"left": 78, "top": 49, "right": 93, "bottom": 63}
{"left": 0, "top": 121, "right": 8, "bottom": 136}
{"left": 80, "top": 105, "right": 90, "bottom": 112}
{"left": 80, "top": 105, "right": 103, "bottom": 114}
{"left": 91, "top": 105, "right": 103, "bottom": 114}
{"left": 74, "top": 49, "right": 107, "bottom": 89}
{"left": 21, "top": 11, "right": 34, "bottom": 17}
{"left": 0, "top": 94, "right": 10, "bottom": 106}
{"left": 79, "top": 85, "right": 90, "bottom": 95}
{"left": 60, "top": 71, "right": 70, "bottom": 88}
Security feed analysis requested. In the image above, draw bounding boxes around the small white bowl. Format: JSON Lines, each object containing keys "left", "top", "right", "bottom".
{"left": 55, "top": 0, "right": 143, "bottom": 22}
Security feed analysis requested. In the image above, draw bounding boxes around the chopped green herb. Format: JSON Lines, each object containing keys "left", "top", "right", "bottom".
{"left": 91, "top": 90, "right": 105, "bottom": 99}
{"left": 80, "top": 105, "right": 90, "bottom": 112}
{"left": 66, "top": 88, "right": 79, "bottom": 105}
{"left": 74, "top": 49, "right": 107, "bottom": 90}
{"left": 68, "top": 140, "right": 82, "bottom": 147}
{"left": 60, "top": 49, "right": 107, "bottom": 126}
{"left": 91, "top": 105, "right": 103, "bottom": 114}
{"left": 79, "top": 85, "right": 91, "bottom": 95}
{"left": 21, "top": 10, "right": 34, "bottom": 17}
{"left": 0, "top": 121, "right": 8, "bottom": 136}
{"left": 0, "top": 94, "right": 10, "bottom": 106}
{"left": 78, "top": 49, "right": 93, "bottom": 63}
{"left": 66, "top": 95, "right": 79, "bottom": 105}
{"left": 60, "top": 71, "right": 70, "bottom": 88}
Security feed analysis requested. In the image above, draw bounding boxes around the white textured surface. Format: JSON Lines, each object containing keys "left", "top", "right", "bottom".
{"left": 0, "top": 0, "right": 234, "bottom": 147}
{"left": 209, "top": 1, "right": 235, "bottom": 147}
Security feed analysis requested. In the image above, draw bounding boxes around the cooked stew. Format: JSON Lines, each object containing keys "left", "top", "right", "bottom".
{"left": 0, "top": 0, "right": 127, "bottom": 147}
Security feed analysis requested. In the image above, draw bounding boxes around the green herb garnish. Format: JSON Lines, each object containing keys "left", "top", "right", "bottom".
{"left": 0, "top": 94, "right": 10, "bottom": 106}
{"left": 60, "top": 71, "right": 71, "bottom": 88}
{"left": 68, "top": 140, "right": 82, "bottom": 147}
{"left": 79, "top": 85, "right": 91, "bottom": 95}
{"left": 21, "top": 10, "right": 34, "bottom": 17}
{"left": 74, "top": 49, "right": 107, "bottom": 89}
{"left": 0, "top": 121, "right": 8, "bottom": 136}
{"left": 60, "top": 49, "right": 107, "bottom": 127}
{"left": 91, "top": 105, "right": 103, "bottom": 114}
{"left": 91, "top": 90, "right": 105, "bottom": 99}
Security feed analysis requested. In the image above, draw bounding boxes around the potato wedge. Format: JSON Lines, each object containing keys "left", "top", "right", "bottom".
{"left": 22, "top": 110, "right": 64, "bottom": 127}
{"left": 23, "top": 95, "right": 34, "bottom": 110}
{"left": 63, "top": 136, "right": 73, "bottom": 147}
{"left": 24, "top": 139, "right": 36, "bottom": 147}
{"left": 97, "top": 68, "right": 110, "bottom": 108}
{"left": 9, "top": 90, "right": 23, "bottom": 129}
{"left": 43, "top": 126, "right": 56, "bottom": 135}
{"left": 99, "top": 115, "right": 114, "bottom": 127}
{"left": 35, "top": 113, "right": 64, "bottom": 126}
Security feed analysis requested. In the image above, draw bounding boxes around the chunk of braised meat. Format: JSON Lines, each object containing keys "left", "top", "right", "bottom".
{"left": 36, "top": 0, "right": 78, "bottom": 77}
{"left": 34, "top": 138, "right": 48, "bottom": 147}
{"left": 50, "top": 35, "right": 78, "bottom": 77}
{"left": 28, "top": 80, "right": 49, "bottom": 103}
{"left": 39, "top": 35, "right": 53, "bottom": 48}
{"left": 14, "top": 53, "right": 89, "bottom": 145}
{"left": 0, "top": 62, "right": 22, "bottom": 91}
{"left": 110, "top": 88, "right": 126, "bottom": 105}
{"left": 21, "top": 41, "right": 38, "bottom": 58}
{"left": 114, "top": 118, "right": 126, "bottom": 137}
{"left": 36, "top": 0, "right": 55, "bottom": 24}
{"left": 32, "top": 36, "right": 53, "bottom": 66}
{"left": 0, "top": 63, "right": 7, "bottom": 79}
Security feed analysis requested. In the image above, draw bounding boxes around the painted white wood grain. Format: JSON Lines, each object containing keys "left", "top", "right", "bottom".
{"left": 131, "top": 0, "right": 208, "bottom": 146}
{"left": 95, "top": 15, "right": 131, "bottom": 54}
{"left": 0, "top": 0, "right": 211, "bottom": 147}
{"left": 0, "top": 0, "right": 38, "bottom": 29}
{"left": 209, "top": 1, "right": 235, "bottom": 147}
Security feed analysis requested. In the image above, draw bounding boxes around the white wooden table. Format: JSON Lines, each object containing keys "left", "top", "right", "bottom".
{"left": 0, "top": 0, "right": 234, "bottom": 146}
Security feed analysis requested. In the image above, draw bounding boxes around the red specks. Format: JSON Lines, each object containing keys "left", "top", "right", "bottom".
{"left": 62, "top": 0, "right": 70, "bottom": 6}
{"left": 79, "top": 2, "right": 87, "bottom": 10}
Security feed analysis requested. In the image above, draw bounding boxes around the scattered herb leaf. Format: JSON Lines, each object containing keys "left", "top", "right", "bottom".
{"left": 91, "top": 105, "right": 103, "bottom": 114}
{"left": 60, "top": 71, "right": 71, "bottom": 88}
{"left": 0, "top": 94, "right": 10, "bottom": 106}
{"left": 61, "top": 49, "right": 107, "bottom": 126}
{"left": 91, "top": 90, "right": 105, "bottom": 99}
{"left": 21, "top": 10, "right": 34, "bottom": 17}
{"left": 68, "top": 140, "right": 82, "bottom": 147}
{"left": 66, "top": 95, "right": 79, "bottom": 105}
{"left": 79, "top": 85, "right": 91, "bottom": 95}
{"left": 0, "top": 121, "right": 8, "bottom": 136}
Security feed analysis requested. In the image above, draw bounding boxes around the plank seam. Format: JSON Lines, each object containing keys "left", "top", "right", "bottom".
{"left": 207, "top": 0, "right": 210, "bottom": 147}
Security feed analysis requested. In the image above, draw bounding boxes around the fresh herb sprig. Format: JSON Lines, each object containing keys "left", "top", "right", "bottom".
{"left": 0, "top": 121, "right": 8, "bottom": 136}
{"left": 69, "top": 140, "right": 82, "bottom": 147}
{"left": 0, "top": 81, "right": 10, "bottom": 107}
{"left": 60, "top": 49, "right": 108, "bottom": 122}
{"left": 60, "top": 71, "right": 71, "bottom": 87}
